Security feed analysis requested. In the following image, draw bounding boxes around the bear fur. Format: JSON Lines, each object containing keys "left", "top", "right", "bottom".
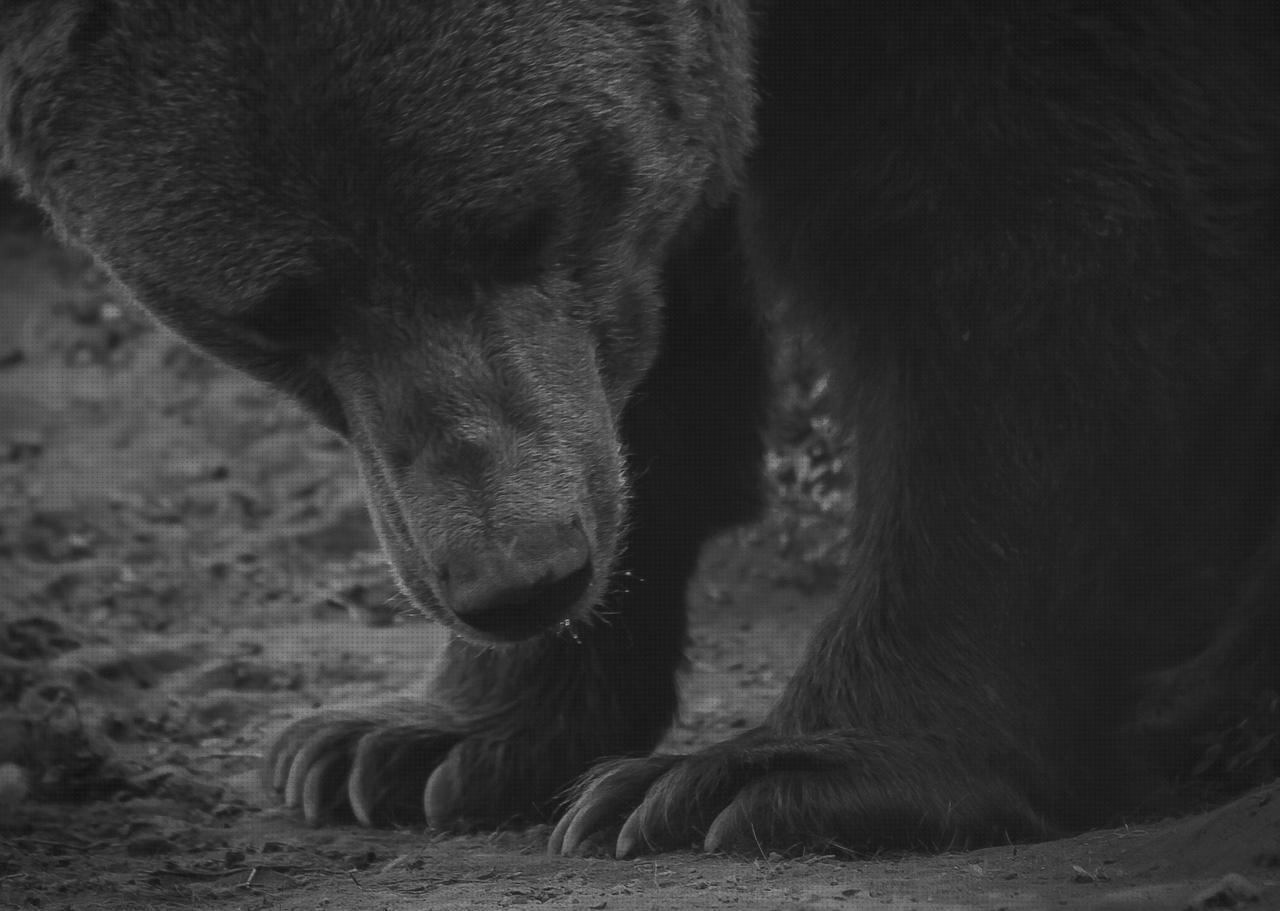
{"left": 2, "top": 0, "right": 1277, "bottom": 855}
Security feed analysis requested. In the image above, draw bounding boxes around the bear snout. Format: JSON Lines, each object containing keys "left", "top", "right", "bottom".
{"left": 437, "top": 520, "right": 593, "bottom": 641}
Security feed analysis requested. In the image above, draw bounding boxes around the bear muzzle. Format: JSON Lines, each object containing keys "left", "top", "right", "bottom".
{"left": 435, "top": 519, "right": 594, "bottom": 641}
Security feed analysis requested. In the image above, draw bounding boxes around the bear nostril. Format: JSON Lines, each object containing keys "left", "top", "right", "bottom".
{"left": 455, "top": 561, "right": 593, "bottom": 640}
{"left": 442, "top": 523, "right": 593, "bottom": 641}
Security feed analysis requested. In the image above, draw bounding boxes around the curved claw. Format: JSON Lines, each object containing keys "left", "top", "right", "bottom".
{"left": 424, "top": 747, "right": 465, "bottom": 829}
{"left": 702, "top": 786, "right": 761, "bottom": 854}
{"left": 269, "top": 740, "right": 294, "bottom": 792}
{"left": 266, "top": 712, "right": 366, "bottom": 793}
{"left": 615, "top": 801, "right": 649, "bottom": 858}
{"left": 302, "top": 751, "right": 354, "bottom": 825}
{"left": 347, "top": 725, "right": 456, "bottom": 826}
{"left": 549, "top": 755, "right": 682, "bottom": 856}
{"left": 549, "top": 771, "right": 631, "bottom": 855}
{"left": 282, "top": 722, "right": 370, "bottom": 809}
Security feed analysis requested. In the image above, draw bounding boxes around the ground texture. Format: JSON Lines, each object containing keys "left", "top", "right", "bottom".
{"left": 1, "top": 204, "right": 1276, "bottom": 910}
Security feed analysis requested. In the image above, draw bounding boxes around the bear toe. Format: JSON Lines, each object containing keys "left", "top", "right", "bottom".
{"left": 554, "top": 731, "right": 1050, "bottom": 858}
{"left": 550, "top": 755, "right": 681, "bottom": 856}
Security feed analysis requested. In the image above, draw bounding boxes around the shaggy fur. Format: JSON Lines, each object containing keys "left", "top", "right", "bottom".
{"left": 2, "top": 0, "right": 1277, "bottom": 855}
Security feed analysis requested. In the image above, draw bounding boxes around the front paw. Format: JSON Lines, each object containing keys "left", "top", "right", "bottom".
{"left": 550, "top": 731, "right": 1048, "bottom": 857}
{"left": 266, "top": 700, "right": 573, "bottom": 830}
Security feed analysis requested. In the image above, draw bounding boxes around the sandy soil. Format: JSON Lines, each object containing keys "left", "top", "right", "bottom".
{"left": 1, "top": 202, "right": 1276, "bottom": 910}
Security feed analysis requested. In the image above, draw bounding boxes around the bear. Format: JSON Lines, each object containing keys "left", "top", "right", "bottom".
{"left": 2, "top": 0, "right": 1277, "bottom": 858}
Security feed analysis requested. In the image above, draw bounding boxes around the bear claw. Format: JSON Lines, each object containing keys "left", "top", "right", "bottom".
{"left": 552, "top": 732, "right": 1048, "bottom": 858}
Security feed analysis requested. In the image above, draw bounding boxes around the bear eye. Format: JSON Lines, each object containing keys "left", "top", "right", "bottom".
{"left": 480, "top": 206, "right": 563, "bottom": 282}
{"left": 236, "top": 280, "right": 336, "bottom": 351}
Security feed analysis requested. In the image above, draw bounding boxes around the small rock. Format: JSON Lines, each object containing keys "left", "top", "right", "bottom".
{"left": 1185, "top": 873, "right": 1261, "bottom": 910}
{"left": 127, "top": 835, "right": 178, "bottom": 856}
{"left": 0, "top": 763, "right": 30, "bottom": 814}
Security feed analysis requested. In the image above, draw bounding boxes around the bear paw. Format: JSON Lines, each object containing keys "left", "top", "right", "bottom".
{"left": 550, "top": 730, "right": 1048, "bottom": 857}
{"left": 266, "top": 700, "right": 572, "bottom": 830}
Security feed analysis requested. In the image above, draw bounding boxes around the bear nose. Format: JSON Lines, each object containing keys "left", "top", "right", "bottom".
{"left": 440, "top": 521, "right": 592, "bottom": 641}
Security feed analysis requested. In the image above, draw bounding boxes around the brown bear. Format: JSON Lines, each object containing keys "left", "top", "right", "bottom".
{"left": 2, "top": 0, "right": 1276, "bottom": 857}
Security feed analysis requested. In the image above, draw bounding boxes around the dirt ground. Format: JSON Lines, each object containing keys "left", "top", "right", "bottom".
{"left": 1, "top": 199, "right": 1277, "bottom": 910}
